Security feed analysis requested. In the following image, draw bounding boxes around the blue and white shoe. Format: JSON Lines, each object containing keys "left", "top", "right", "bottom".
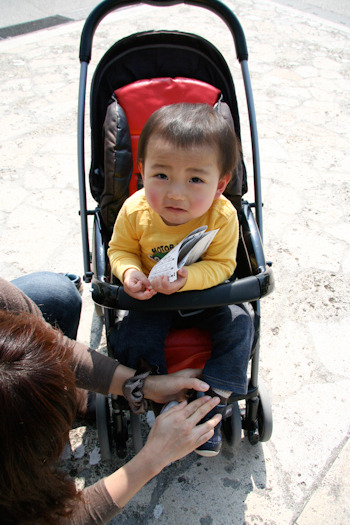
{"left": 160, "top": 400, "right": 179, "bottom": 414}
{"left": 195, "top": 393, "right": 232, "bottom": 457}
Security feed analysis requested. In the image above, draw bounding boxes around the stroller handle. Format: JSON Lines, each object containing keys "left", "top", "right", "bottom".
{"left": 79, "top": 0, "right": 248, "bottom": 64}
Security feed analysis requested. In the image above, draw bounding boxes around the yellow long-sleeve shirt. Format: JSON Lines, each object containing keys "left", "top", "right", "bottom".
{"left": 108, "top": 189, "right": 238, "bottom": 292}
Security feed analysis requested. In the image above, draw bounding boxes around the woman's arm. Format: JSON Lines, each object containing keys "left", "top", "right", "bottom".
{"left": 73, "top": 395, "right": 220, "bottom": 523}
{"left": 109, "top": 363, "right": 209, "bottom": 402}
{"left": 104, "top": 395, "right": 221, "bottom": 508}
{"left": 73, "top": 345, "right": 209, "bottom": 403}
{"left": 0, "top": 277, "right": 208, "bottom": 402}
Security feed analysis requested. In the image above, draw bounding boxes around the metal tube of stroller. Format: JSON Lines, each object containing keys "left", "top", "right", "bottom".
{"left": 250, "top": 301, "right": 261, "bottom": 387}
{"left": 79, "top": 0, "right": 249, "bottom": 64}
{"left": 77, "top": 61, "right": 92, "bottom": 282}
{"left": 240, "top": 60, "right": 263, "bottom": 241}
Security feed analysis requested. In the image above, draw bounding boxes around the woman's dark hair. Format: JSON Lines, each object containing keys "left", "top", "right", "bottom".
{"left": 0, "top": 309, "right": 80, "bottom": 524}
{"left": 137, "top": 103, "right": 240, "bottom": 179}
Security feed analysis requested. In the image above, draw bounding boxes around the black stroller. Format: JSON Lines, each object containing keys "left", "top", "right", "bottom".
{"left": 77, "top": 0, "right": 274, "bottom": 460}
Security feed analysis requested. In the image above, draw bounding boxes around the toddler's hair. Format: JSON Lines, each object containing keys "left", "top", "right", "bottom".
{"left": 137, "top": 103, "right": 240, "bottom": 179}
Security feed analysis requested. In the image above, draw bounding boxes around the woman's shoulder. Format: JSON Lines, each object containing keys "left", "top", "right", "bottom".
{"left": 0, "top": 277, "right": 42, "bottom": 317}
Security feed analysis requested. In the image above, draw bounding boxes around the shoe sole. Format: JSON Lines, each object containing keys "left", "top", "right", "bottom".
{"left": 194, "top": 448, "right": 220, "bottom": 457}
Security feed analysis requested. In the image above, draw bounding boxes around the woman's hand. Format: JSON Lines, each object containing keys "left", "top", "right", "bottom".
{"left": 143, "top": 368, "right": 209, "bottom": 404}
{"left": 123, "top": 269, "right": 157, "bottom": 300}
{"left": 143, "top": 395, "right": 221, "bottom": 469}
{"left": 104, "top": 395, "right": 221, "bottom": 509}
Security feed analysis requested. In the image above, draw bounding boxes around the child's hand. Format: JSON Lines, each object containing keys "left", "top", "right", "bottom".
{"left": 150, "top": 268, "right": 188, "bottom": 295}
{"left": 123, "top": 269, "right": 157, "bottom": 300}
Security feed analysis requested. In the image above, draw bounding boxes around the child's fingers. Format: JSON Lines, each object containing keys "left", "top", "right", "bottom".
{"left": 160, "top": 275, "right": 170, "bottom": 288}
{"left": 131, "top": 280, "right": 143, "bottom": 291}
{"left": 143, "top": 287, "right": 156, "bottom": 297}
{"left": 138, "top": 289, "right": 156, "bottom": 300}
{"left": 177, "top": 267, "right": 188, "bottom": 278}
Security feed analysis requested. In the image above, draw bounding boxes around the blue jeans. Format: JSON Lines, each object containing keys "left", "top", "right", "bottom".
{"left": 112, "top": 305, "right": 254, "bottom": 394}
{"left": 11, "top": 272, "right": 82, "bottom": 339}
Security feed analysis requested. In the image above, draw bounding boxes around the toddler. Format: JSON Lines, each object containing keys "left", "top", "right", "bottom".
{"left": 108, "top": 103, "right": 253, "bottom": 456}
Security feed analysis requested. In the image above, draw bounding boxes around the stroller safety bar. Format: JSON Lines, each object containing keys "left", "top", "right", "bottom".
{"left": 91, "top": 267, "right": 274, "bottom": 311}
{"left": 79, "top": 0, "right": 248, "bottom": 64}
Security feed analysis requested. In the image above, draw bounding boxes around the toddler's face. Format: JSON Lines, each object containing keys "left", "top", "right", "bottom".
{"left": 141, "top": 137, "right": 229, "bottom": 226}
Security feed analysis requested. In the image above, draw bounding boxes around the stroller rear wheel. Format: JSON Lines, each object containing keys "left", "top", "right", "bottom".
{"left": 130, "top": 413, "right": 144, "bottom": 453}
{"left": 96, "top": 393, "right": 113, "bottom": 460}
{"left": 96, "top": 394, "right": 129, "bottom": 459}
{"left": 96, "top": 393, "right": 146, "bottom": 460}
{"left": 222, "top": 401, "right": 242, "bottom": 449}
{"left": 256, "top": 380, "right": 273, "bottom": 442}
{"left": 245, "top": 379, "right": 273, "bottom": 445}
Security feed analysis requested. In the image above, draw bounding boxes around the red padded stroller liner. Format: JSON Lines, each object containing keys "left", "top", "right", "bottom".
{"left": 114, "top": 77, "right": 221, "bottom": 194}
{"left": 165, "top": 327, "right": 212, "bottom": 374}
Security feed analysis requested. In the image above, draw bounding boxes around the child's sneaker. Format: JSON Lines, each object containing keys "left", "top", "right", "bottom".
{"left": 160, "top": 400, "right": 179, "bottom": 414}
{"left": 195, "top": 392, "right": 231, "bottom": 457}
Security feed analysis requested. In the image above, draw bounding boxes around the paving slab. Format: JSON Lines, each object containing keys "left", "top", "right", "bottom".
{"left": 295, "top": 437, "right": 350, "bottom": 525}
{"left": 0, "top": 1, "right": 349, "bottom": 524}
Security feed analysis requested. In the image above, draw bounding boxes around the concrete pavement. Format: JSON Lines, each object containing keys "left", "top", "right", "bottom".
{"left": 0, "top": 0, "right": 97, "bottom": 25}
{"left": 1, "top": 0, "right": 350, "bottom": 31}
{"left": 1, "top": 0, "right": 349, "bottom": 523}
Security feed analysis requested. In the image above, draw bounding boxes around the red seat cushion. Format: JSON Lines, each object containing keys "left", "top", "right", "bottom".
{"left": 164, "top": 327, "right": 212, "bottom": 374}
{"left": 114, "top": 77, "right": 221, "bottom": 194}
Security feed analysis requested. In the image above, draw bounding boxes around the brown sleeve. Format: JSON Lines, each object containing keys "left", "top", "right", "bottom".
{"left": 0, "top": 277, "right": 43, "bottom": 317}
{"left": 0, "top": 277, "right": 119, "bottom": 395}
{"left": 60, "top": 480, "right": 122, "bottom": 524}
{"left": 70, "top": 340, "right": 119, "bottom": 395}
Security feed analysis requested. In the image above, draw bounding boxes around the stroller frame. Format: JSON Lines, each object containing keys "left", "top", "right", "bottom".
{"left": 77, "top": 0, "right": 274, "bottom": 459}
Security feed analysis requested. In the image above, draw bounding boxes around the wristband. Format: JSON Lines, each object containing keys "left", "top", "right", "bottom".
{"left": 122, "top": 371, "right": 151, "bottom": 414}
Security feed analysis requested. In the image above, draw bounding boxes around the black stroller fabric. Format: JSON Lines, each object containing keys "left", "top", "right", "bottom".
{"left": 88, "top": 30, "right": 247, "bottom": 234}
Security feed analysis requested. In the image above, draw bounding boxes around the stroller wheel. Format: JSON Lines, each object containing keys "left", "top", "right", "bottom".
{"left": 130, "top": 413, "right": 144, "bottom": 454}
{"left": 222, "top": 401, "right": 242, "bottom": 449}
{"left": 257, "top": 380, "right": 273, "bottom": 442}
{"left": 96, "top": 393, "right": 113, "bottom": 460}
{"left": 112, "top": 408, "right": 128, "bottom": 458}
